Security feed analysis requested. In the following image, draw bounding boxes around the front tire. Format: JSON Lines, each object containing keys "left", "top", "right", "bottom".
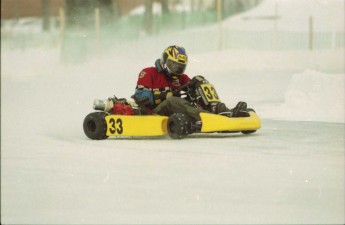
{"left": 167, "top": 113, "right": 189, "bottom": 139}
{"left": 83, "top": 112, "right": 108, "bottom": 140}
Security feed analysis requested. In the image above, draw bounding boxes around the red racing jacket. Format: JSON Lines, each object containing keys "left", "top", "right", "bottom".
{"left": 134, "top": 62, "right": 191, "bottom": 109}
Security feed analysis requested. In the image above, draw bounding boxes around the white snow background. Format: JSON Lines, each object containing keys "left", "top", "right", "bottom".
{"left": 1, "top": 0, "right": 344, "bottom": 224}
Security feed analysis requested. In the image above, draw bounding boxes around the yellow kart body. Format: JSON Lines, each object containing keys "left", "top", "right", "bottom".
{"left": 102, "top": 111, "right": 261, "bottom": 138}
{"left": 105, "top": 115, "right": 168, "bottom": 137}
{"left": 199, "top": 111, "right": 261, "bottom": 133}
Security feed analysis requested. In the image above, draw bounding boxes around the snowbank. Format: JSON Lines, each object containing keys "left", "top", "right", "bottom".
{"left": 189, "top": 49, "right": 344, "bottom": 74}
{"left": 260, "top": 69, "right": 344, "bottom": 123}
{"left": 1, "top": 47, "right": 344, "bottom": 124}
{"left": 222, "top": 0, "right": 344, "bottom": 32}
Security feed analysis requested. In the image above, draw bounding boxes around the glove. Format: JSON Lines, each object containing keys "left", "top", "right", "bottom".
{"left": 154, "top": 91, "right": 173, "bottom": 105}
{"left": 133, "top": 95, "right": 150, "bottom": 105}
{"left": 132, "top": 95, "right": 151, "bottom": 115}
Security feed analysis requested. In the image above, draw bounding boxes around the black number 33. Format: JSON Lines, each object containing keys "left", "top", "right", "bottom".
{"left": 203, "top": 86, "right": 219, "bottom": 100}
{"left": 109, "top": 118, "right": 123, "bottom": 134}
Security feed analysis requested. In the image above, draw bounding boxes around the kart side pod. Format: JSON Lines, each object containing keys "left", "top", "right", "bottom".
{"left": 83, "top": 112, "right": 168, "bottom": 140}
{"left": 83, "top": 111, "right": 261, "bottom": 140}
{"left": 166, "top": 111, "right": 261, "bottom": 139}
{"left": 199, "top": 111, "right": 261, "bottom": 133}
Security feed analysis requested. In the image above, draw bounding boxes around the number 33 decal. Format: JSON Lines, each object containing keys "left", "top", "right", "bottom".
{"left": 201, "top": 84, "right": 219, "bottom": 101}
{"left": 109, "top": 118, "right": 123, "bottom": 134}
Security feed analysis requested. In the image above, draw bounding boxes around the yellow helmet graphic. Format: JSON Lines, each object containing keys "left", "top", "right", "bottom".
{"left": 161, "top": 45, "right": 188, "bottom": 79}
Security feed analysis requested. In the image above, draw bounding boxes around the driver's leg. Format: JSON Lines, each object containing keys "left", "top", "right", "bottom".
{"left": 152, "top": 96, "right": 207, "bottom": 121}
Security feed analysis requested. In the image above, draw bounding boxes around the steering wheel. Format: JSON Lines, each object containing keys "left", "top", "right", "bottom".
{"left": 172, "top": 82, "right": 191, "bottom": 97}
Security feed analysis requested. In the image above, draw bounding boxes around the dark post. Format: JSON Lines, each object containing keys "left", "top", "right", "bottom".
{"left": 42, "top": 0, "right": 50, "bottom": 31}
{"left": 144, "top": 0, "right": 153, "bottom": 35}
{"left": 309, "top": 16, "right": 313, "bottom": 50}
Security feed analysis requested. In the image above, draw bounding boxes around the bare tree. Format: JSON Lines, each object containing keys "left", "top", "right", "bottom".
{"left": 216, "top": 0, "right": 263, "bottom": 20}
{"left": 112, "top": 0, "right": 121, "bottom": 20}
{"left": 161, "top": 0, "right": 169, "bottom": 14}
{"left": 42, "top": 0, "right": 50, "bottom": 31}
{"left": 65, "top": 0, "right": 115, "bottom": 29}
{"left": 144, "top": 0, "right": 153, "bottom": 35}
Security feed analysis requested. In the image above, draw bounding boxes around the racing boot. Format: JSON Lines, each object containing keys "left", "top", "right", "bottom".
{"left": 230, "top": 101, "right": 249, "bottom": 117}
{"left": 211, "top": 102, "right": 226, "bottom": 113}
{"left": 132, "top": 95, "right": 151, "bottom": 115}
{"left": 211, "top": 102, "right": 232, "bottom": 116}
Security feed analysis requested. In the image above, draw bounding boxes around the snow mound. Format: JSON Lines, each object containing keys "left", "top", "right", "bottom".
{"left": 268, "top": 70, "right": 344, "bottom": 123}
{"left": 222, "top": 0, "right": 344, "bottom": 32}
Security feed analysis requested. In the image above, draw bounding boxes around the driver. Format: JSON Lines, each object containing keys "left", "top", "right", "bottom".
{"left": 133, "top": 45, "right": 246, "bottom": 122}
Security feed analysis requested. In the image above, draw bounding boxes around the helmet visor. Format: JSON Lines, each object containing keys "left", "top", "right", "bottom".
{"left": 166, "top": 59, "right": 187, "bottom": 75}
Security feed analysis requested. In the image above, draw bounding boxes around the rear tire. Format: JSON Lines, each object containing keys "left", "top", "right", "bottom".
{"left": 83, "top": 112, "right": 108, "bottom": 140}
{"left": 167, "top": 113, "right": 189, "bottom": 139}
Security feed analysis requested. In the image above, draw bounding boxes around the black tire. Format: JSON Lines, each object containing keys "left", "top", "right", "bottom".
{"left": 242, "top": 130, "right": 256, "bottom": 134}
{"left": 167, "top": 113, "right": 189, "bottom": 139}
{"left": 83, "top": 112, "right": 108, "bottom": 140}
{"left": 241, "top": 108, "right": 257, "bottom": 135}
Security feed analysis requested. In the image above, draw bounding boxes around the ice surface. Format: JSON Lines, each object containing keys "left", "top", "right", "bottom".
{"left": 1, "top": 47, "right": 344, "bottom": 225}
{"left": 1, "top": 0, "right": 344, "bottom": 224}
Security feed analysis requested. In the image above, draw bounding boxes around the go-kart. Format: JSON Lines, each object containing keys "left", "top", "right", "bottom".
{"left": 83, "top": 76, "right": 261, "bottom": 139}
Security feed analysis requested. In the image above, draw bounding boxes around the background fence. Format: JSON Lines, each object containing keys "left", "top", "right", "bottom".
{"left": 1, "top": 9, "right": 344, "bottom": 62}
